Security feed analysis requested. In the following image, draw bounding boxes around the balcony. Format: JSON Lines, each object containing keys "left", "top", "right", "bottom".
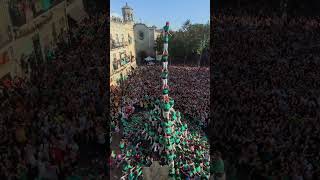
{"left": 111, "top": 41, "right": 129, "bottom": 50}
{"left": 111, "top": 56, "right": 134, "bottom": 76}
{"left": 0, "top": 32, "right": 13, "bottom": 50}
{"left": 66, "top": 0, "right": 77, "bottom": 6}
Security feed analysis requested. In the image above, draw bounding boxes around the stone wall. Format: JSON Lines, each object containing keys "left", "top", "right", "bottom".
{"left": 142, "top": 161, "right": 169, "bottom": 180}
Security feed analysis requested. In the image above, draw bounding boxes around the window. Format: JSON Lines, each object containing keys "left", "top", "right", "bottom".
{"left": 113, "top": 54, "right": 117, "bottom": 70}
{"left": 113, "top": 53, "right": 116, "bottom": 60}
{"left": 113, "top": 61, "right": 118, "bottom": 70}
{"left": 138, "top": 31, "right": 144, "bottom": 40}
{"left": 130, "top": 51, "right": 133, "bottom": 62}
{"left": 128, "top": 34, "right": 131, "bottom": 44}
{"left": 116, "top": 34, "right": 119, "bottom": 43}
{"left": 52, "top": 23, "right": 57, "bottom": 43}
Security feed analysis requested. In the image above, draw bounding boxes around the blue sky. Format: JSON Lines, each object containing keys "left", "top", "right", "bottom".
{"left": 110, "top": 0, "right": 210, "bottom": 31}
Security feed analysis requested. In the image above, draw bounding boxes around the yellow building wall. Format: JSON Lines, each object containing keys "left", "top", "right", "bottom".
{"left": 1, "top": 1, "right": 68, "bottom": 79}
{"left": 110, "top": 20, "right": 137, "bottom": 86}
{"left": 38, "top": 2, "right": 68, "bottom": 60}
{"left": 0, "top": 44, "right": 15, "bottom": 78}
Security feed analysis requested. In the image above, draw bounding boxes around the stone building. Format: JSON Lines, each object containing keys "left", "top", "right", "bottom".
{"left": 110, "top": 3, "right": 137, "bottom": 86}
{"left": 0, "top": 0, "right": 14, "bottom": 79}
{"left": 134, "top": 23, "right": 161, "bottom": 65}
{"left": 0, "top": 0, "right": 87, "bottom": 81}
{"left": 110, "top": 2, "right": 162, "bottom": 82}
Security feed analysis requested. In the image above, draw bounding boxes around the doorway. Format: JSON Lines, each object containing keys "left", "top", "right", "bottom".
{"left": 32, "top": 34, "right": 44, "bottom": 66}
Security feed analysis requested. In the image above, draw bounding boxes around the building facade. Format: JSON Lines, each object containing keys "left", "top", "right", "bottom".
{"left": 0, "top": 0, "right": 87, "bottom": 81}
{"left": 134, "top": 24, "right": 161, "bottom": 65}
{"left": 0, "top": 0, "right": 14, "bottom": 79}
{"left": 110, "top": 3, "right": 137, "bottom": 86}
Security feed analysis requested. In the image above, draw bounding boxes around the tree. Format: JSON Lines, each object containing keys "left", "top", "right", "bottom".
{"left": 182, "top": 20, "right": 191, "bottom": 65}
{"left": 154, "top": 34, "right": 164, "bottom": 55}
{"left": 196, "top": 36, "right": 208, "bottom": 67}
{"left": 187, "top": 23, "right": 210, "bottom": 66}
{"left": 155, "top": 20, "right": 210, "bottom": 66}
{"left": 182, "top": 20, "right": 191, "bottom": 32}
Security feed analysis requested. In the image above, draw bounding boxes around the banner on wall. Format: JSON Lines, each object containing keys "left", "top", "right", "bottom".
{"left": 0, "top": 52, "right": 9, "bottom": 64}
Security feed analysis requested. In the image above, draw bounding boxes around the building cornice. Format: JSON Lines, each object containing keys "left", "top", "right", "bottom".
{"left": 134, "top": 23, "right": 160, "bottom": 31}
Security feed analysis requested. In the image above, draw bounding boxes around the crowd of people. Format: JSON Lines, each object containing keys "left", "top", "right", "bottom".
{"left": 111, "top": 67, "right": 210, "bottom": 179}
{"left": 109, "top": 64, "right": 211, "bottom": 179}
{"left": 114, "top": 103, "right": 210, "bottom": 179}
{"left": 110, "top": 66, "right": 210, "bottom": 128}
{"left": 0, "top": 12, "right": 107, "bottom": 179}
{"left": 211, "top": 15, "right": 320, "bottom": 179}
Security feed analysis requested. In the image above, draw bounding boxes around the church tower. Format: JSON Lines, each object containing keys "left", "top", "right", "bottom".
{"left": 122, "top": 2, "right": 134, "bottom": 23}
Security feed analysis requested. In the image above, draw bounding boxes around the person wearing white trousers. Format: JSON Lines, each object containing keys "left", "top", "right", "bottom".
{"left": 162, "top": 78, "right": 168, "bottom": 87}
{"left": 163, "top": 110, "right": 170, "bottom": 120}
{"left": 152, "top": 142, "right": 160, "bottom": 152}
{"left": 163, "top": 43, "right": 168, "bottom": 52}
{"left": 162, "top": 61, "right": 168, "bottom": 71}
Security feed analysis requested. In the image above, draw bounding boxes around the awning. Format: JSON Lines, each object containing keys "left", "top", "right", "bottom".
{"left": 67, "top": 7, "right": 88, "bottom": 23}
{"left": 144, "top": 56, "right": 154, "bottom": 61}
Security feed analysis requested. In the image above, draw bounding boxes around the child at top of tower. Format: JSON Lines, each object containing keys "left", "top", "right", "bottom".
{"left": 163, "top": 21, "right": 172, "bottom": 36}
{"left": 164, "top": 21, "right": 170, "bottom": 31}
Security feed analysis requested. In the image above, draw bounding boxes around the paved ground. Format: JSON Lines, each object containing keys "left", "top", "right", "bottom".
{"left": 110, "top": 129, "right": 124, "bottom": 179}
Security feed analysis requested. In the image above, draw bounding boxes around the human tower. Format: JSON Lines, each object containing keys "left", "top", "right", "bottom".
{"left": 159, "top": 21, "right": 178, "bottom": 177}
{"left": 114, "top": 22, "right": 210, "bottom": 180}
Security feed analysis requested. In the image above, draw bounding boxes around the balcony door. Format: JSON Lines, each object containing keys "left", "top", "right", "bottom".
{"left": 32, "top": 34, "right": 43, "bottom": 66}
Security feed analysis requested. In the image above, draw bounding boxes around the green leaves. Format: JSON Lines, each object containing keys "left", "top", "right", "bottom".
{"left": 155, "top": 34, "right": 164, "bottom": 52}
{"left": 168, "top": 21, "right": 210, "bottom": 60}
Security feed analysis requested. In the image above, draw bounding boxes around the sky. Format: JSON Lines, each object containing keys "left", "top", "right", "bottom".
{"left": 110, "top": 0, "right": 210, "bottom": 31}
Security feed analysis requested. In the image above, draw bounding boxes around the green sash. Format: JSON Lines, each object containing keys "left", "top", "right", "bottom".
{"left": 162, "top": 88, "right": 169, "bottom": 95}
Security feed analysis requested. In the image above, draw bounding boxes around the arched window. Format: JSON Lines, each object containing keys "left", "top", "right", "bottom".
{"left": 113, "top": 53, "right": 118, "bottom": 70}
{"left": 128, "top": 34, "right": 131, "bottom": 44}
{"left": 138, "top": 31, "right": 144, "bottom": 40}
{"left": 116, "top": 34, "right": 119, "bottom": 44}
{"left": 130, "top": 51, "right": 133, "bottom": 62}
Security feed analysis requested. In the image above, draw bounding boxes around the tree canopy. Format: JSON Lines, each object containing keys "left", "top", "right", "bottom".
{"left": 155, "top": 20, "right": 210, "bottom": 65}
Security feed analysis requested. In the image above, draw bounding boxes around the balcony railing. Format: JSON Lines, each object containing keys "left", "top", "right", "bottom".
{"left": 111, "top": 41, "right": 129, "bottom": 49}
{"left": 66, "top": 0, "right": 77, "bottom": 5}
{"left": 111, "top": 56, "right": 134, "bottom": 75}
{"left": 0, "top": 35, "right": 13, "bottom": 50}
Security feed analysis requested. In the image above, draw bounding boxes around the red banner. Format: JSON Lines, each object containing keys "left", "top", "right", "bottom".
{"left": 0, "top": 52, "right": 9, "bottom": 64}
